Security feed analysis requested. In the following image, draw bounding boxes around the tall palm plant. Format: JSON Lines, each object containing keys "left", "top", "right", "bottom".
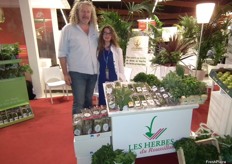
{"left": 197, "top": 3, "right": 232, "bottom": 69}
{"left": 98, "top": 10, "right": 132, "bottom": 58}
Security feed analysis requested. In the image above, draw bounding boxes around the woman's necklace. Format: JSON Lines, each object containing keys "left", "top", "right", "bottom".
{"left": 103, "top": 48, "right": 110, "bottom": 80}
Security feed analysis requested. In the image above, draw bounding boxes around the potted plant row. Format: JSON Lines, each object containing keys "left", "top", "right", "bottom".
{"left": 133, "top": 66, "right": 208, "bottom": 105}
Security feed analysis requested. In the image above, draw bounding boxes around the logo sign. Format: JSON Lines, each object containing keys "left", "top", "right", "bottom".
{"left": 144, "top": 116, "right": 167, "bottom": 140}
{"left": 129, "top": 115, "right": 175, "bottom": 156}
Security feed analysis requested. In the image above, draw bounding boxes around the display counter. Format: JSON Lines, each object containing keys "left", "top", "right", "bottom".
{"left": 108, "top": 104, "right": 199, "bottom": 158}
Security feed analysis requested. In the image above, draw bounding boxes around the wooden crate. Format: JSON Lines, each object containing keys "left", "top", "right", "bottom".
{"left": 177, "top": 138, "right": 221, "bottom": 164}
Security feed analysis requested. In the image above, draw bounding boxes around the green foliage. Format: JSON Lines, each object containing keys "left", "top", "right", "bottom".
{"left": 162, "top": 72, "right": 207, "bottom": 101}
{"left": 0, "top": 43, "right": 21, "bottom": 60}
{"left": 133, "top": 72, "right": 161, "bottom": 87}
{"left": 217, "top": 135, "right": 232, "bottom": 162}
{"left": 181, "top": 75, "right": 207, "bottom": 96}
{"left": 173, "top": 138, "right": 219, "bottom": 164}
{"left": 150, "top": 34, "right": 195, "bottom": 66}
{"left": 126, "top": 0, "right": 152, "bottom": 21}
{"left": 98, "top": 11, "right": 132, "bottom": 59}
{"left": 175, "top": 64, "right": 185, "bottom": 78}
{"left": 92, "top": 144, "right": 136, "bottom": 164}
{"left": 133, "top": 72, "right": 147, "bottom": 83}
{"left": 0, "top": 43, "right": 33, "bottom": 79}
{"left": 114, "top": 149, "right": 136, "bottom": 164}
{"left": 175, "top": 15, "right": 199, "bottom": 40}
{"left": 196, "top": 4, "right": 232, "bottom": 69}
{"left": 113, "top": 86, "right": 133, "bottom": 110}
{"left": 18, "top": 64, "right": 33, "bottom": 76}
{"left": 92, "top": 144, "right": 115, "bottom": 164}
{"left": 161, "top": 72, "right": 183, "bottom": 101}
{"left": 173, "top": 138, "right": 198, "bottom": 164}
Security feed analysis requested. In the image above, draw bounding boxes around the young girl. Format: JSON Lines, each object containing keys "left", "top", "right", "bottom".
{"left": 97, "top": 25, "right": 126, "bottom": 106}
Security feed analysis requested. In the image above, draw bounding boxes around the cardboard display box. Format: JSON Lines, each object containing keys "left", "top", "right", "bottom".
{"left": 73, "top": 131, "right": 111, "bottom": 164}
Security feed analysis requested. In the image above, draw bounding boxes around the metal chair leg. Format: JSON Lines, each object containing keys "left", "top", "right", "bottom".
{"left": 49, "top": 88, "right": 53, "bottom": 104}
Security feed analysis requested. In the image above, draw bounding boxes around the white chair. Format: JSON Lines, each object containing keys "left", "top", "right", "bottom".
{"left": 42, "top": 66, "right": 69, "bottom": 104}
{"left": 124, "top": 67, "right": 133, "bottom": 82}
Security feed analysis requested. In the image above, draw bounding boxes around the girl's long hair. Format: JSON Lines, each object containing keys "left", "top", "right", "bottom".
{"left": 97, "top": 25, "right": 119, "bottom": 60}
{"left": 69, "top": 1, "right": 98, "bottom": 30}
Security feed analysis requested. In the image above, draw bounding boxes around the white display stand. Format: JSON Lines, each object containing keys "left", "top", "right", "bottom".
{"left": 108, "top": 104, "right": 198, "bottom": 158}
{"left": 207, "top": 91, "right": 232, "bottom": 136}
{"left": 73, "top": 132, "right": 111, "bottom": 164}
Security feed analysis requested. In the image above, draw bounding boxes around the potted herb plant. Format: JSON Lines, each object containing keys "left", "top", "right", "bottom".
{"left": 161, "top": 71, "right": 207, "bottom": 104}
{"left": 113, "top": 85, "right": 133, "bottom": 111}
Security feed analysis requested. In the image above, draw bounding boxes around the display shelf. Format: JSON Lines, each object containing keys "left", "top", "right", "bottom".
{"left": 0, "top": 59, "right": 21, "bottom": 65}
{"left": 0, "top": 59, "right": 34, "bottom": 128}
{"left": 0, "top": 106, "right": 34, "bottom": 128}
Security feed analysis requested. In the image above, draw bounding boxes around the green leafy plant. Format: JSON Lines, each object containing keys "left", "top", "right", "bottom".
{"left": 0, "top": 43, "right": 21, "bottom": 60}
{"left": 0, "top": 43, "right": 33, "bottom": 79}
{"left": 174, "top": 137, "right": 219, "bottom": 164}
{"left": 217, "top": 135, "right": 232, "bottom": 162}
{"left": 113, "top": 86, "right": 133, "bottom": 110}
{"left": 150, "top": 34, "right": 195, "bottom": 66}
{"left": 161, "top": 71, "right": 207, "bottom": 101}
{"left": 196, "top": 4, "right": 232, "bottom": 69}
{"left": 174, "top": 137, "right": 198, "bottom": 164}
{"left": 92, "top": 144, "right": 136, "bottom": 164}
{"left": 98, "top": 11, "right": 132, "bottom": 60}
{"left": 133, "top": 72, "right": 161, "bottom": 87}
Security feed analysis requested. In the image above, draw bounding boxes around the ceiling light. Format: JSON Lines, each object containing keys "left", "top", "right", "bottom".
{"left": 92, "top": 0, "right": 121, "bottom": 1}
{"left": 196, "top": 3, "right": 215, "bottom": 24}
{"left": 31, "top": 0, "right": 70, "bottom": 9}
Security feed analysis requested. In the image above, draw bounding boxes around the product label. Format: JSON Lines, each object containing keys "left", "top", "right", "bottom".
{"left": 94, "top": 124, "right": 101, "bottom": 133}
{"left": 103, "top": 123, "right": 109, "bottom": 132}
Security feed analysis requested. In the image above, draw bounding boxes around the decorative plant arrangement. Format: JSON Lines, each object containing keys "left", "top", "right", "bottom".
{"left": 92, "top": 144, "right": 136, "bottom": 164}
{"left": 150, "top": 34, "right": 195, "bottom": 66}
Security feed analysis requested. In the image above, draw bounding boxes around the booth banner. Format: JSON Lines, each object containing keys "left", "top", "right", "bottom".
{"left": 125, "top": 36, "right": 150, "bottom": 78}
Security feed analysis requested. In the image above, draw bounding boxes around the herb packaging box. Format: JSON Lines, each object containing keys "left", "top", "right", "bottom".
{"left": 73, "top": 131, "right": 111, "bottom": 164}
